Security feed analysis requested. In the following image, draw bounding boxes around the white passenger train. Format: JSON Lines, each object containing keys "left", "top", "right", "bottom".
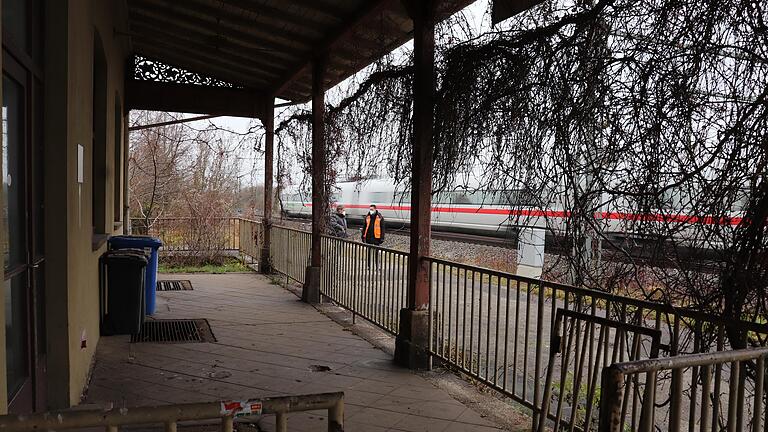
{"left": 280, "top": 178, "right": 746, "bottom": 241}
{"left": 281, "top": 178, "right": 535, "bottom": 237}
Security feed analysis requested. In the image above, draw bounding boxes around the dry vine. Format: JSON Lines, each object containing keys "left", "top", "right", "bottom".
{"left": 274, "top": 0, "right": 768, "bottom": 347}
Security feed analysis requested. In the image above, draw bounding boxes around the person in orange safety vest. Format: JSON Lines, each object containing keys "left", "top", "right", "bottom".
{"left": 361, "top": 204, "right": 385, "bottom": 245}
{"left": 361, "top": 204, "right": 385, "bottom": 269}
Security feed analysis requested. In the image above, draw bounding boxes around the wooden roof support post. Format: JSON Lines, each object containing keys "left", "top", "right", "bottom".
{"left": 395, "top": 0, "right": 435, "bottom": 370}
{"left": 302, "top": 57, "right": 326, "bottom": 304}
{"left": 260, "top": 97, "right": 275, "bottom": 273}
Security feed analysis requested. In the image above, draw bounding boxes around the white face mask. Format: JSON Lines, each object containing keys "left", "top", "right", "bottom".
{"left": 369, "top": 209, "right": 376, "bottom": 215}
{"left": 340, "top": 211, "right": 346, "bottom": 216}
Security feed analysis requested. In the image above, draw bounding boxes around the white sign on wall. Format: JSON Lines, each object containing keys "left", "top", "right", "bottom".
{"left": 77, "top": 144, "right": 84, "bottom": 184}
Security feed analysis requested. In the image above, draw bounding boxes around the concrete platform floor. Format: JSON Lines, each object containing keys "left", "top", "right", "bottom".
{"left": 86, "top": 272, "right": 508, "bottom": 431}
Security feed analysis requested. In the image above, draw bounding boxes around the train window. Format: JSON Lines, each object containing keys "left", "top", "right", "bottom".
{"left": 369, "top": 192, "right": 391, "bottom": 204}
{"left": 731, "top": 189, "right": 749, "bottom": 212}
{"left": 484, "top": 190, "right": 537, "bottom": 206}
{"left": 511, "top": 190, "right": 537, "bottom": 206}
{"left": 433, "top": 192, "right": 451, "bottom": 204}
{"left": 394, "top": 191, "right": 410, "bottom": 203}
{"left": 451, "top": 192, "right": 473, "bottom": 205}
{"left": 659, "top": 188, "right": 680, "bottom": 210}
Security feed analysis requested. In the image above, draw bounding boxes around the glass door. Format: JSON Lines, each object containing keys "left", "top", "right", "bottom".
{"left": 3, "top": 57, "right": 33, "bottom": 412}
{"left": 3, "top": 0, "right": 46, "bottom": 413}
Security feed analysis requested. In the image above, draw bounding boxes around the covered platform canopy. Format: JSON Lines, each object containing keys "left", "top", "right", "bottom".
{"left": 124, "top": 0, "right": 473, "bottom": 117}
{"left": 122, "top": 0, "right": 534, "bottom": 370}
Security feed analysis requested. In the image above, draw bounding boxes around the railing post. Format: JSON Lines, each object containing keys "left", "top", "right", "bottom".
{"left": 275, "top": 412, "right": 288, "bottom": 432}
{"left": 260, "top": 97, "right": 275, "bottom": 273}
{"left": 221, "top": 416, "right": 234, "bottom": 432}
{"left": 328, "top": 394, "right": 344, "bottom": 432}
{"left": 302, "top": 56, "right": 325, "bottom": 304}
{"left": 597, "top": 366, "right": 624, "bottom": 432}
{"left": 395, "top": 0, "right": 435, "bottom": 371}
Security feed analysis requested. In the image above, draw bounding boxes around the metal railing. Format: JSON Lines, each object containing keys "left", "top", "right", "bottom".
{"left": 131, "top": 217, "right": 241, "bottom": 252}
{"left": 238, "top": 218, "right": 263, "bottom": 264}
{"left": 270, "top": 225, "right": 311, "bottom": 284}
{"left": 320, "top": 235, "right": 409, "bottom": 335}
{"left": 598, "top": 348, "right": 768, "bottom": 432}
{"left": 0, "top": 392, "right": 344, "bottom": 432}
{"left": 259, "top": 222, "right": 768, "bottom": 431}
{"left": 425, "top": 257, "right": 768, "bottom": 431}
{"left": 536, "top": 309, "right": 662, "bottom": 432}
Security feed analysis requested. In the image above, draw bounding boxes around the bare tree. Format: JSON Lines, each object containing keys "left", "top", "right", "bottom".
{"left": 128, "top": 111, "right": 193, "bottom": 231}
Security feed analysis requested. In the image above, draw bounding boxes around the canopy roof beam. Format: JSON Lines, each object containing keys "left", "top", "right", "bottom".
{"left": 126, "top": 80, "right": 267, "bottom": 120}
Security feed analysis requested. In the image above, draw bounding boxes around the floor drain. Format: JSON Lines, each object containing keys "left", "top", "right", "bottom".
{"left": 157, "top": 280, "right": 193, "bottom": 291}
{"left": 131, "top": 319, "right": 216, "bottom": 343}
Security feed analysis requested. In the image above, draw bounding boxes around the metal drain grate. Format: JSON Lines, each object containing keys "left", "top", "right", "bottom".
{"left": 131, "top": 319, "right": 216, "bottom": 343}
{"left": 156, "top": 280, "right": 193, "bottom": 291}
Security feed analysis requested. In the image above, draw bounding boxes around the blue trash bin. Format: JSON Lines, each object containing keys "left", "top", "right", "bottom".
{"left": 108, "top": 235, "right": 163, "bottom": 315}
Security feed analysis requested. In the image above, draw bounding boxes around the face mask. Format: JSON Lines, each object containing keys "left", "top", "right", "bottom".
{"left": 341, "top": 211, "right": 346, "bottom": 216}
{"left": 369, "top": 209, "right": 376, "bottom": 215}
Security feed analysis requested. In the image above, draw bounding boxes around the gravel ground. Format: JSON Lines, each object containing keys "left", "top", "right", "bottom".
{"left": 380, "top": 231, "right": 520, "bottom": 273}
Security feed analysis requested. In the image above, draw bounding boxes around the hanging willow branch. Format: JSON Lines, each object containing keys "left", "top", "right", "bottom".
{"left": 274, "top": 0, "right": 768, "bottom": 347}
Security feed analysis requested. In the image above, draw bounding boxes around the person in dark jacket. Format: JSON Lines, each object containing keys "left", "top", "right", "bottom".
{"left": 361, "top": 204, "right": 385, "bottom": 268}
{"left": 328, "top": 205, "right": 348, "bottom": 238}
{"left": 334, "top": 204, "right": 347, "bottom": 238}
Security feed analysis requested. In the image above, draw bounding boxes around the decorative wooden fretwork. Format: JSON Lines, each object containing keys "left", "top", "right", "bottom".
{"left": 132, "top": 55, "right": 238, "bottom": 88}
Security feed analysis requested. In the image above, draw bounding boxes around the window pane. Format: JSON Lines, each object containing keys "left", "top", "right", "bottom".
{"left": 2, "top": 75, "right": 27, "bottom": 270}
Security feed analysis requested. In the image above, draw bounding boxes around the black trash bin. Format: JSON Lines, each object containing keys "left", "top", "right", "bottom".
{"left": 100, "top": 249, "right": 148, "bottom": 335}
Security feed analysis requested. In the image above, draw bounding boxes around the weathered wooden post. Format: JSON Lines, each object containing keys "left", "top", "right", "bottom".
{"left": 260, "top": 97, "right": 275, "bottom": 273}
{"left": 302, "top": 57, "right": 326, "bottom": 304}
{"left": 394, "top": 0, "right": 435, "bottom": 370}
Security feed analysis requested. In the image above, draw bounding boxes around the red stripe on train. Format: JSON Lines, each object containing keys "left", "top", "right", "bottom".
{"left": 303, "top": 203, "right": 744, "bottom": 226}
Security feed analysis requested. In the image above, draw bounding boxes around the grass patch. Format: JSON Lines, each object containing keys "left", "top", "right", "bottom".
{"left": 159, "top": 258, "right": 250, "bottom": 274}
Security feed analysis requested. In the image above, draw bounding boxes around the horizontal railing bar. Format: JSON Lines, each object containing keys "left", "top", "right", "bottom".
{"left": 130, "top": 217, "right": 245, "bottom": 222}
{"left": 424, "top": 256, "right": 768, "bottom": 334}
{"left": 269, "top": 224, "right": 310, "bottom": 235}
{"left": 610, "top": 347, "right": 768, "bottom": 374}
{"left": 0, "top": 392, "right": 344, "bottom": 432}
{"left": 558, "top": 308, "right": 663, "bottom": 340}
{"left": 319, "top": 234, "right": 410, "bottom": 256}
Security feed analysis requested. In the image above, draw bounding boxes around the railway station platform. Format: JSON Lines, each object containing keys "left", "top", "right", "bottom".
{"left": 85, "top": 272, "right": 516, "bottom": 431}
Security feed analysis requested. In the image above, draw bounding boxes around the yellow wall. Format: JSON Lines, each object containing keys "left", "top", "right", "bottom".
{"left": 42, "top": 0, "right": 130, "bottom": 409}
{"left": 0, "top": 0, "right": 128, "bottom": 412}
{"left": 64, "top": 0, "right": 129, "bottom": 407}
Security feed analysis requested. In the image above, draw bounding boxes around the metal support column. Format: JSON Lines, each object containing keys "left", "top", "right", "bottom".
{"left": 394, "top": 0, "right": 435, "bottom": 370}
{"left": 260, "top": 97, "right": 275, "bottom": 273}
{"left": 302, "top": 57, "right": 326, "bottom": 304}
